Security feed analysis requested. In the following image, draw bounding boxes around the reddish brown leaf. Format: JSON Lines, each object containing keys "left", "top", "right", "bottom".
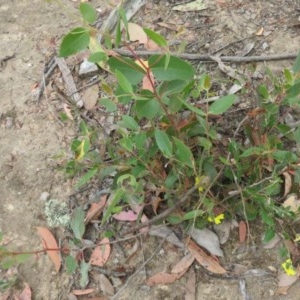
{"left": 36, "top": 227, "right": 61, "bottom": 272}
{"left": 146, "top": 271, "right": 186, "bottom": 286}
{"left": 14, "top": 283, "right": 31, "bottom": 300}
{"left": 89, "top": 237, "right": 111, "bottom": 266}
{"left": 171, "top": 253, "right": 194, "bottom": 274}
{"left": 239, "top": 221, "right": 247, "bottom": 243}
{"left": 187, "top": 239, "right": 226, "bottom": 274}
{"left": 85, "top": 195, "right": 107, "bottom": 224}
{"left": 72, "top": 289, "right": 94, "bottom": 295}
{"left": 185, "top": 268, "right": 196, "bottom": 300}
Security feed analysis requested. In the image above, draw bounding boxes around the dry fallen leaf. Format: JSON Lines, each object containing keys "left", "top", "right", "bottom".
{"left": 239, "top": 221, "right": 247, "bottom": 243}
{"left": 173, "top": 0, "right": 206, "bottom": 12}
{"left": 72, "top": 288, "right": 94, "bottom": 295}
{"left": 282, "top": 171, "right": 292, "bottom": 197}
{"left": 82, "top": 86, "right": 99, "bottom": 110}
{"left": 99, "top": 274, "right": 114, "bottom": 297}
{"left": 14, "top": 282, "right": 31, "bottom": 300}
{"left": 113, "top": 210, "right": 138, "bottom": 221}
{"left": 89, "top": 237, "right": 111, "bottom": 266}
{"left": 85, "top": 195, "right": 107, "bottom": 224}
{"left": 256, "top": 27, "right": 264, "bottom": 36}
{"left": 146, "top": 270, "right": 186, "bottom": 286}
{"left": 282, "top": 194, "right": 300, "bottom": 213}
{"left": 189, "top": 227, "right": 224, "bottom": 257}
{"left": 36, "top": 227, "right": 61, "bottom": 272}
{"left": 185, "top": 267, "right": 196, "bottom": 300}
{"left": 187, "top": 238, "right": 226, "bottom": 274}
{"left": 171, "top": 253, "right": 194, "bottom": 274}
{"left": 128, "top": 22, "right": 148, "bottom": 45}
{"left": 277, "top": 269, "right": 300, "bottom": 295}
{"left": 63, "top": 103, "right": 74, "bottom": 120}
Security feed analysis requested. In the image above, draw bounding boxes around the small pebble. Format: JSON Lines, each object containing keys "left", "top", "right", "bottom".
{"left": 40, "top": 191, "right": 50, "bottom": 202}
{"left": 262, "top": 42, "right": 269, "bottom": 51}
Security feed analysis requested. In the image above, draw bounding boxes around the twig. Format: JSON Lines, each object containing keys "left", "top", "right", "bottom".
{"left": 36, "top": 55, "right": 57, "bottom": 101}
{"left": 110, "top": 234, "right": 168, "bottom": 300}
{"left": 125, "top": 185, "right": 199, "bottom": 234}
{"left": 113, "top": 49, "right": 298, "bottom": 63}
{"left": 55, "top": 57, "right": 83, "bottom": 107}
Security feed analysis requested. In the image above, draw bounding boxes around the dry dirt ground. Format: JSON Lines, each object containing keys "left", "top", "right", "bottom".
{"left": 1, "top": 0, "right": 300, "bottom": 299}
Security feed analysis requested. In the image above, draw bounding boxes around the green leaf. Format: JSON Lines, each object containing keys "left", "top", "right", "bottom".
{"left": 79, "top": 261, "right": 90, "bottom": 288}
{"left": 179, "top": 98, "right": 205, "bottom": 116}
{"left": 119, "top": 7, "right": 129, "bottom": 40}
{"left": 263, "top": 228, "right": 275, "bottom": 243}
{"left": 107, "top": 57, "right": 145, "bottom": 85}
{"left": 115, "top": 69, "right": 133, "bottom": 94}
{"left": 88, "top": 52, "right": 107, "bottom": 63}
{"left": 149, "top": 55, "right": 194, "bottom": 81}
{"left": 272, "top": 150, "right": 298, "bottom": 163}
{"left": 136, "top": 99, "right": 161, "bottom": 119}
{"left": 118, "top": 115, "right": 139, "bottom": 130}
{"left": 293, "top": 50, "right": 300, "bottom": 73}
{"left": 182, "top": 210, "right": 204, "bottom": 220}
{"left": 59, "top": 27, "right": 90, "bottom": 57}
{"left": 101, "top": 190, "right": 124, "bottom": 225}
{"left": 70, "top": 208, "right": 85, "bottom": 240}
{"left": 99, "top": 98, "right": 117, "bottom": 112}
{"left": 240, "top": 147, "right": 264, "bottom": 157}
{"left": 208, "top": 95, "right": 235, "bottom": 115}
{"left": 199, "top": 137, "right": 212, "bottom": 151}
{"left": 15, "top": 253, "right": 31, "bottom": 264}
{"left": 173, "top": 137, "right": 194, "bottom": 168}
{"left": 257, "top": 85, "right": 269, "bottom": 99}
{"left": 287, "top": 81, "right": 300, "bottom": 98}
{"left": 119, "top": 137, "right": 134, "bottom": 152}
{"left": 76, "top": 167, "right": 98, "bottom": 189}
{"left": 143, "top": 28, "right": 167, "bottom": 47}
{"left": 155, "top": 129, "right": 173, "bottom": 158}
{"left": 65, "top": 255, "right": 77, "bottom": 274}
{"left": 79, "top": 3, "right": 97, "bottom": 23}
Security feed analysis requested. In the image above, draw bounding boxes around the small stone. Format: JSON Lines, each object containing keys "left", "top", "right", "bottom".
{"left": 40, "top": 191, "right": 50, "bottom": 202}
{"left": 79, "top": 59, "right": 98, "bottom": 77}
{"left": 262, "top": 42, "right": 269, "bottom": 51}
{"left": 5, "top": 117, "right": 14, "bottom": 129}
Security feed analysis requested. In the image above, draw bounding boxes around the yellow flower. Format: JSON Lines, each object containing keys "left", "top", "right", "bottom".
{"left": 208, "top": 213, "right": 225, "bottom": 225}
{"left": 281, "top": 258, "right": 296, "bottom": 276}
{"left": 195, "top": 176, "right": 209, "bottom": 193}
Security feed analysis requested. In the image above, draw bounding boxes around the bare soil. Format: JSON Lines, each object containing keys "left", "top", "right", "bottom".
{"left": 1, "top": 0, "right": 300, "bottom": 299}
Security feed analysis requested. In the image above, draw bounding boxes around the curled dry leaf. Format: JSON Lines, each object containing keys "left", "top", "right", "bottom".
{"left": 146, "top": 270, "right": 186, "bottom": 286}
{"left": 36, "top": 227, "right": 61, "bottom": 272}
{"left": 89, "top": 237, "right": 111, "bottom": 267}
{"left": 85, "top": 195, "right": 107, "bottom": 224}
{"left": 187, "top": 238, "right": 226, "bottom": 274}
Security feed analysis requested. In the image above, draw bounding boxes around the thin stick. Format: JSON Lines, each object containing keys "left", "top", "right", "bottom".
{"left": 113, "top": 49, "right": 298, "bottom": 63}
{"left": 110, "top": 234, "right": 168, "bottom": 300}
{"left": 125, "top": 185, "right": 199, "bottom": 234}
